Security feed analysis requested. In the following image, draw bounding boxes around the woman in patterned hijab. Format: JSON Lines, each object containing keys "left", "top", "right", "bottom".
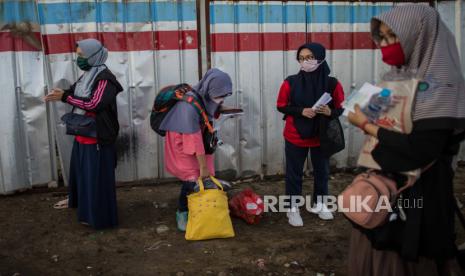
{"left": 347, "top": 5, "right": 465, "bottom": 276}
{"left": 371, "top": 4, "right": 465, "bottom": 130}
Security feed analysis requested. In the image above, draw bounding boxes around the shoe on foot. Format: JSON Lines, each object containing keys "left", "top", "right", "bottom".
{"left": 311, "top": 202, "right": 334, "bottom": 220}
{"left": 176, "top": 210, "right": 188, "bottom": 232}
{"left": 53, "top": 198, "right": 69, "bottom": 209}
{"left": 287, "top": 207, "right": 304, "bottom": 227}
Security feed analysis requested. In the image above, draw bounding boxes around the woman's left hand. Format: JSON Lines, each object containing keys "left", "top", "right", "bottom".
{"left": 348, "top": 104, "right": 368, "bottom": 128}
{"left": 315, "top": 105, "right": 331, "bottom": 116}
{"left": 349, "top": 104, "right": 379, "bottom": 137}
{"left": 44, "top": 88, "right": 64, "bottom": 102}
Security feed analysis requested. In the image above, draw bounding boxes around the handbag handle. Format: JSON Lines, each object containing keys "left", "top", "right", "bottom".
{"left": 197, "top": 176, "right": 224, "bottom": 191}
{"left": 366, "top": 161, "right": 435, "bottom": 195}
{"left": 398, "top": 160, "right": 436, "bottom": 194}
{"left": 209, "top": 176, "right": 223, "bottom": 190}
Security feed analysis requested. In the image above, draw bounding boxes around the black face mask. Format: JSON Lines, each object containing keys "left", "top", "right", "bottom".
{"left": 76, "top": 56, "right": 91, "bottom": 71}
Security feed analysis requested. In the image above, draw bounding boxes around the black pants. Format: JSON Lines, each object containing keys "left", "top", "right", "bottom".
{"left": 285, "top": 140, "right": 330, "bottom": 204}
{"left": 178, "top": 181, "right": 195, "bottom": 212}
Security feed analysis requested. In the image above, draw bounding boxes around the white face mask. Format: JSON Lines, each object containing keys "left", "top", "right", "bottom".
{"left": 300, "top": 59, "right": 324, "bottom": 72}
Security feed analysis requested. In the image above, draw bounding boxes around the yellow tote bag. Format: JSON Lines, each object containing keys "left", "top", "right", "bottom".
{"left": 185, "top": 176, "right": 235, "bottom": 241}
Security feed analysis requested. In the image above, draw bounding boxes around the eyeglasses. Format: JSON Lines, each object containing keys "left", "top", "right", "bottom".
{"left": 298, "top": 55, "right": 315, "bottom": 62}
{"left": 373, "top": 31, "right": 398, "bottom": 45}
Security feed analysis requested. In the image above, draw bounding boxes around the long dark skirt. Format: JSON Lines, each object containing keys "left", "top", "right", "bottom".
{"left": 68, "top": 141, "right": 118, "bottom": 229}
{"left": 348, "top": 227, "right": 463, "bottom": 276}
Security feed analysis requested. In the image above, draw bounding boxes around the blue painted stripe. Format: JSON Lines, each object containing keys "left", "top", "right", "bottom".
{"left": 1, "top": 1, "right": 38, "bottom": 23}
{"left": 210, "top": 4, "right": 394, "bottom": 24}
{"left": 2, "top": 1, "right": 393, "bottom": 25}
{"left": 36, "top": 1, "right": 196, "bottom": 25}
{"left": 307, "top": 5, "right": 393, "bottom": 24}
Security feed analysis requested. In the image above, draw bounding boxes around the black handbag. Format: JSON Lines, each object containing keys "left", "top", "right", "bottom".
{"left": 202, "top": 124, "right": 218, "bottom": 155}
{"left": 319, "top": 115, "right": 345, "bottom": 158}
{"left": 61, "top": 108, "right": 97, "bottom": 138}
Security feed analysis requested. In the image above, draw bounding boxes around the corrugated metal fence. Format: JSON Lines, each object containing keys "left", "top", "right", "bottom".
{"left": 0, "top": 0, "right": 464, "bottom": 194}
{"left": 38, "top": 0, "right": 200, "bottom": 185}
{"left": 0, "top": 1, "right": 52, "bottom": 194}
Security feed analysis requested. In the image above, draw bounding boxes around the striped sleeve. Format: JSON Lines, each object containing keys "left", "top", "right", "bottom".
{"left": 66, "top": 80, "right": 108, "bottom": 110}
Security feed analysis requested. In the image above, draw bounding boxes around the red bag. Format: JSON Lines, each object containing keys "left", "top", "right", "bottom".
{"left": 229, "top": 188, "right": 264, "bottom": 225}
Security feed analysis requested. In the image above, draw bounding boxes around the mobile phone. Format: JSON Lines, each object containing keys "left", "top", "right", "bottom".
{"left": 220, "top": 108, "right": 244, "bottom": 114}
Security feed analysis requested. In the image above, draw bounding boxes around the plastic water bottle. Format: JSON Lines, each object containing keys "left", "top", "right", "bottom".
{"left": 362, "top": 88, "right": 392, "bottom": 122}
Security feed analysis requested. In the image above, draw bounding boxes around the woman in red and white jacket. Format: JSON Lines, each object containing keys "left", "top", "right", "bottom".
{"left": 277, "top": 43, "right": 344, "bottom": 226}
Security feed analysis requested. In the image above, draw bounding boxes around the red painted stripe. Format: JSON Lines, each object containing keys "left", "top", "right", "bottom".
{"left": 43, "top": 31, "right": 198, "bottom": 54}
{"left": 0, "top": 32, "right": 42, "bottom": 52}
{"left": 1, "top": 30, "right": 376, "bottom": 53}
{"left": 211, "top": 32, "right": 377, "bottom": 52}
{"left": 0, "top": 31, "right": 198, "bottom": 54}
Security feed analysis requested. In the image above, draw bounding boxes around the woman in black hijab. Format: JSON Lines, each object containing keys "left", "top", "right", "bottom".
{"left": 277, "top": 43, "right": 345, "bottom": 226}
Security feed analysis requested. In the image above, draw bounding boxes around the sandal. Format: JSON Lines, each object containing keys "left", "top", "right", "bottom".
{"left": 53, "top": 198, "right": 69, "bottom": 209}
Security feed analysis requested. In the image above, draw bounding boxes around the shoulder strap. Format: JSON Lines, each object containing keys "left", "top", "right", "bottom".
{"left": 328, "top": 77, "right": 338, "bottom": 94}
{"left": 398, "top": 161, "right": 436, "bottom": 194}
{"left": 285, "top": 75, "right": 298, "bottom": 106}
{"left": 177, "top": 91, "right": 214, "bottom": 134}
{"left": 455, "top": 198, "right": 465, "bottom": 231}
{"left": 286, "top": 75, "right": 296, "bottom": 87}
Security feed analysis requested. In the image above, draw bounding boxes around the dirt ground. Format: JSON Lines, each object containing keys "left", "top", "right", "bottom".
{"left": 1, "top": 166, "right": 465, "bottom": 276}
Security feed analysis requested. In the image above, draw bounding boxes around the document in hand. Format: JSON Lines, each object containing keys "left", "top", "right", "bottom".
{"left": 311, "top": 92, "right": 332, "bottom": 110}
{"left": 342, "top": 83, "right": 383, "bottom": 116}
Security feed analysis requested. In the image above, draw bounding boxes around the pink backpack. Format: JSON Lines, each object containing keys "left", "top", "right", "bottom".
{"left": 340, "top": 164, "right": 434, "bottom": 229}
